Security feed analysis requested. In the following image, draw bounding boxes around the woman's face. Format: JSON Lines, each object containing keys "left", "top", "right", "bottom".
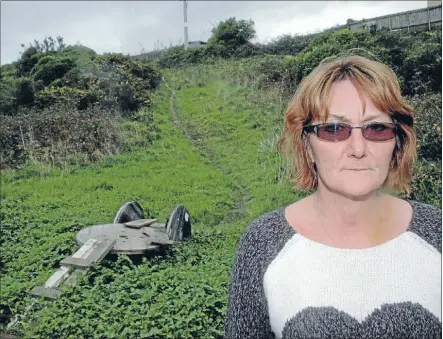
{"left": 307, "top": 79, "right": 396, "bottom": 199}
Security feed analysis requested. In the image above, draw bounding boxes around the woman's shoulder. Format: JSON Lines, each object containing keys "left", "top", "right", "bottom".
{"left": 409, "top": 199, "right": 441, "bottom": 214}
{"left": 409, "top": 199, "right": 441, "bottom": 227}
{"left": 242, "top": 206, "right": 291, "bottom": 238}
{"left": 237, "top": 205, "right": 295, "bottom": 254}
{"left": 408, "top": 200, "right": 441, "bottom": 253}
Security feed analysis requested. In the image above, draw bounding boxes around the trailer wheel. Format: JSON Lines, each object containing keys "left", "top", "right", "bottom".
{"left": 113, "top": 202, "right": 144, "bottom": 224}
{"left": 166, "top": 205, "right": 191, "bottom": 241}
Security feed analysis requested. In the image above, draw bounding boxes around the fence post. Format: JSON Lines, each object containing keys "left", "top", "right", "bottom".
{"left": 407, "top": 12, "right": 410, "bottom": 32}
{"left": 428, "top": 8, "right": 431, "bottom": 30}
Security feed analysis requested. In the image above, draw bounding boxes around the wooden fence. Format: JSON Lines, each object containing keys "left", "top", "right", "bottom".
{"left": 348, "top": 5, "right": 442, "bottom": 31}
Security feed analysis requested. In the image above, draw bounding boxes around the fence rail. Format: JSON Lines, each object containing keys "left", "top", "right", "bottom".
{"left": 348, "top": 5, "right": 442, "bottom": 31}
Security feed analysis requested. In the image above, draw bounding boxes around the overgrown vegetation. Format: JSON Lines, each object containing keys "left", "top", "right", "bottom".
{"left": 1, "top": 38, "right": 162, "bottom": 169}
{"left": 1, "top": 16, "right": 441, "bottom": 338}
{"left": 407, "top": 93, "right": 442, "bottom": 207}
{"left": 1, "top": 73, "right": 298, "bottom": 338}
{"left": 154, "top": 19, "right": 441, "bottom": 96}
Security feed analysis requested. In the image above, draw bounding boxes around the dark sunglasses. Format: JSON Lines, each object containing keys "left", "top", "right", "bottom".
{"left": 303, "top": 122, "right": 397, "bottom": 142}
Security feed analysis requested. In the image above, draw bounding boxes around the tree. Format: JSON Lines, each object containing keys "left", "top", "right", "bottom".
{"left": 206, "top": 17, "right": 256, "bottom": 57}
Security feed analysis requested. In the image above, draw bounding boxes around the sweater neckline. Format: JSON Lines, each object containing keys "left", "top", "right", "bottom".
{"left": 278, "top": 199, "right": 417, "bottom": 253}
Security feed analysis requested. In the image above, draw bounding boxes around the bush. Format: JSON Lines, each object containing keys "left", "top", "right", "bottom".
{"left": 409, "top": 159, "right": 442, "bottom": 207}
{"left": 0, "top": 77, "right": 35, "bottom": 115}
{"left": 0, "top": 76, "right": 16, "bottom": 116}
{"left": 5, "top": 39, "right": 162, "bottom": 115}
{"left": 234, "top": 43, "right": 262, "bottom": 58}
{"left": 231, "top": 56, "right": 289, "bottom": 90}
{"left": 6, "top": 48, "right": 162, "bottom": 115}
{"left": 0, "top": 103, "right": 122, "bottom": 169}
{"left": 92, "top": 53, "right": 161, "bottom": 114}
{"left": 158, "top": 46, "right": 187, "bottom": 68}
{"left": 34, "top": 86, "right": 96, "bottom": 110}
{"left": 14, "top": 77, "right": 35, "bottom": 107}
{"left": 402, "top": 32, "right": 442, "bottom": 95}
{"left": 234, "top": 28, "right": 441, "bottom": 101}
{"left": 260, "top": 34, "right": 311, "bottom": 56}
{"left": 409, "top": 93, "right": 441, "bottom": 161}
{"left": 1, "top": 62, "right": 18, "bottom": 78}
{"left": 31, "top": 55, "right": 76, "bottom": 87}
{"left": 158, "top": 46, "right": 210, "bottom": 68}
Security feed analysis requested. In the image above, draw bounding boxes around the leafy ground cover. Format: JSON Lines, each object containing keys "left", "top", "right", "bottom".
{"left": 1, "top": 64, "right": 299, "bottom": 338}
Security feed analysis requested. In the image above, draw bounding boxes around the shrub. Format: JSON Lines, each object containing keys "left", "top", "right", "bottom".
{"left": 234, "top": 28, "right": 441, "bottom": 100}
{"left": 285, "top": 43, "right": 342, "bottom": 85}
{"left": 0, "top": 77, "right": 35, "bottom": 115}
{"left": 234, "top": 43, "right": 262, "bottom": 58}
{"left": 93, "top": 53, "right": 161, "bottom": 114}
{"left": 31, "top": 55, "right": 76, "bottom": 87}
{"left": 14, "top": 77, "right": 35, "bottom": 107}
{"left": 395, "top": 93, "right": 442, "bottom": 207}
{"left": 6, "top": 46, "right": 162, "bottom": 114}
{"left": 409, "top": 159, "right": 442, "bottom": 207}
{"left": 1, "top": 62, "right": 18, "bottom": 78}
{"left": 408, "top": 93, "right": 441, "bottom": 161}
{"left": 231, "top": 56, "right": 289, "bottom": 90}
{"left": 158, "top": 46, "right": 210, "bottom": 68}
{"left": 0, "top": 103, "right": 122, "bottom": 169}
{"left": 158, "top": 46, "right": 187, "bottom": 68}
{"left": 34, "top": 86, "right": 96, "bottom": 110}
{"left": 261, "top": 34, "right": 311, "bottom": 56}
{"left": 402, "top": 33, "right": 442, "bottom": 95}
{"left": 0, "top": 76, "right": 16, "bottom": 116}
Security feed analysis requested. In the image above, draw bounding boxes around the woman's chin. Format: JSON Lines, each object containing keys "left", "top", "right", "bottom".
{"left": 325, "top": 180, "right": 381, "bottom": 200}
{"left": 335, "top": 184, "right": 381, "bottom": 200}
{"left": 318, "top": 174, "right": 387, "bottom": 199}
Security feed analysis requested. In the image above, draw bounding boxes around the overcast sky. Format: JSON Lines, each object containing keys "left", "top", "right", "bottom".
{"left": 1, "top": 1, "right": 427, "bottom": 65}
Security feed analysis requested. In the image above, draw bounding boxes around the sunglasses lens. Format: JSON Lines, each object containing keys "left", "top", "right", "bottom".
{"left": 363, "top": 123, "right": 396, "bottom": 140}
{"left": 317, "top": 123, "right": 350, "bottom": 141}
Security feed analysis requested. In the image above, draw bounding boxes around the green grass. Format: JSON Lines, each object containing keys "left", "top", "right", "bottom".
{"left": 1, "top": 63, "right": 301, "bottom": 338}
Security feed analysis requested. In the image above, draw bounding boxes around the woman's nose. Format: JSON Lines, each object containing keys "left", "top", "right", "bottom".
{"left": 347, "top": 128, "right": 367, "bottom": 158}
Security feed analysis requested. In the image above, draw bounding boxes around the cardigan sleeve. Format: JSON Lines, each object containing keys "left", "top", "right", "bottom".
{"left": 224, "top": 218, "right": 275, "bottom": 339}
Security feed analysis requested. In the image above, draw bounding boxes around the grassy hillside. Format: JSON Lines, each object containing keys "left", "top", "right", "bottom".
{"left": 1, "top": 24, "right": 441, "bottom": 337}
{"left": 1, "top": 62, "right": 301, "bottom": 338}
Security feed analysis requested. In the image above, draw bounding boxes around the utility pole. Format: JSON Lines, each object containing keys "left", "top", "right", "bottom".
{"left": 183, "top": 0, "right": 189, "bottom": 50}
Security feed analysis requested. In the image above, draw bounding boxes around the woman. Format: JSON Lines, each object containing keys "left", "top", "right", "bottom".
{"left": 224, "top": 55, "right": 441, "bottom": 339}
